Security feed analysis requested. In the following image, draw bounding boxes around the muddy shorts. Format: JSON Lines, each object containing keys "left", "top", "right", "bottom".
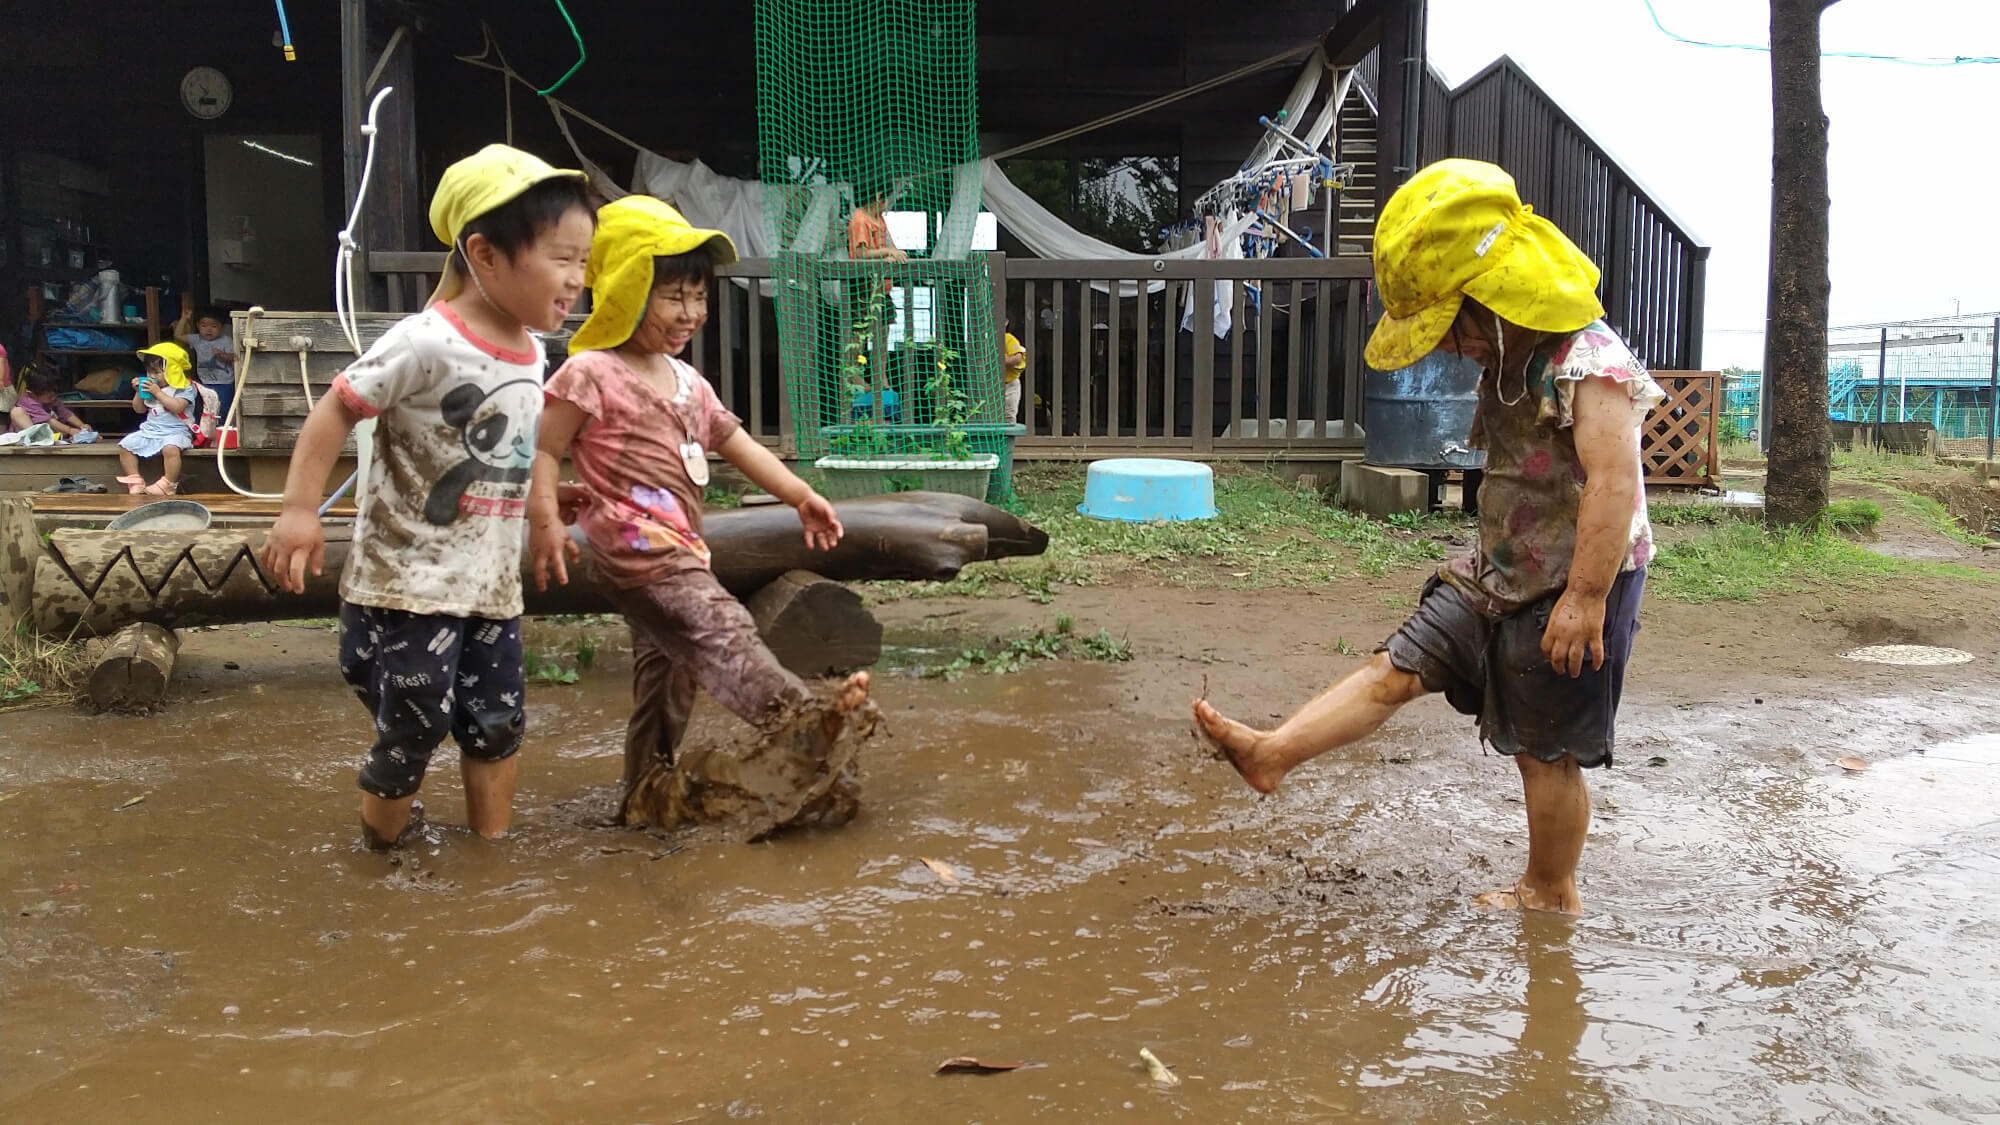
{"left": 338, "top": 603, "right": 527, "bottom": 800}
{"left": 611, "top": 567, "right": 813, "bottom": 769}
{"left": 1382, "top": 568, "right": 1645, "bottom": 768}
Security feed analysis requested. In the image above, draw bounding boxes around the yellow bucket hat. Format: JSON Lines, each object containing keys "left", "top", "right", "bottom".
{"left": 137, "top": 340, "right": 192, "bottom": 389}
{"left": 427, "top": 143, "right": 586, "bottom": 304}
{"left": 1364, "top": 159, "right": 1604, "bottom": 372}
{"left": 568, "top": 195, "right": 739, "bottom": 354}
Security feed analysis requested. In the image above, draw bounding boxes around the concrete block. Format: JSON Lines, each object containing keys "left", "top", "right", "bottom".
{"left": 1339, "top": 463, "right": 1428, "bottom": 518}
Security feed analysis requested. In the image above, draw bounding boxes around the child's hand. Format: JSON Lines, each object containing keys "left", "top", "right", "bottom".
{"left": 261, "top": 508, "right": 326, "bottom": 595}
{"left": 530, "top": 518, "right": 580, "bottom": 590}
{"left": 796, "top": 491, "right": 843, "bottom": 551}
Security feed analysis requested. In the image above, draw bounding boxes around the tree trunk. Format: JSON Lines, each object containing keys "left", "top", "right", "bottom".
{"left": 746, "top": 570, "right": 883, "bottom": 678}
{"left": 88, "top": 622, "right": 179, "bottom": 713}
{"left": 1763, "top": 0, "right": 1841, "bottom": 527}
{"left": 8, "top": 492, "right": 1049, "bottom": 638}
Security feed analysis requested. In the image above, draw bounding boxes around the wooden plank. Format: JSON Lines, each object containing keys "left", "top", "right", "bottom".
{"left": 1135, "top": 285, "right": 1150, "bottom": 439}
{"left": 1163, "top": 285, "right": 1177, "bottom": 438}
{"left": 1192, "top": 279, "right": 1214, "bottom": 454}
{"left": 747, "top": 280, "right": 765, "bottom": 437}
{"left": 1022, "top": 280, "right": 1038, "bottom": 435}
{"left": 1316, "top": 278, "right": 1337, "bottom": 428}
{"left": 1286, "top": 280, "right": 1304, "bottom": 426}
{"left": 1228, "top": 281, "right": 1245, "bottom": 436}
{"left": 1107, "top": 285, "right": 1121, "bottom": 438}
{"left": 1078, "top": 284, "right": 1094, "bottom": 439}
{"left": 1255, "top": 281, "right": 1274, "bottom": 431}
{"left": 1006, "top": 258, "right": 1372, "bottom": 281}
{"left": 1341, "top": 279, "right": 1365, "bottom": 430}
{"left": 1051, "top": 281, "right": 1066, "bottom": 439}
{"left": 715, "top": 276, "right": 737, "bottom": 414}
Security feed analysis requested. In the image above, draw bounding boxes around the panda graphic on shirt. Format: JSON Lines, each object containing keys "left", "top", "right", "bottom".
{"left": 423, "top": 377, "right": 542, "bottom": 525}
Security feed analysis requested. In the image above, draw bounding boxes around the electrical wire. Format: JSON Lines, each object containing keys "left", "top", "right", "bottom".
{"left": 536, "top": 0, "right": 587, "bottom": 96}
{"left": 1640, "top": 0, "right": 1999, "bottom": 66}
{"left": 273, "top": 0, "right": 295, "bottom": 60}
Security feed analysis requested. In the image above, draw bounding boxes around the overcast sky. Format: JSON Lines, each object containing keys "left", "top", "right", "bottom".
{"left": 1423, "top": 0, "right": 2000, "bottom": 368}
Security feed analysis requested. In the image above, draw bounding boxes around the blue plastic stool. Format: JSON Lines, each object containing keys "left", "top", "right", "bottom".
{"left": 1077, "top": 458, "right": 1217, "bottom": 522}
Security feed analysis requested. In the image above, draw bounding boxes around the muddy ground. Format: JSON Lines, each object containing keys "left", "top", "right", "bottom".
{"left": 5, "top": 485, "right": 2000, "bottom": 1123}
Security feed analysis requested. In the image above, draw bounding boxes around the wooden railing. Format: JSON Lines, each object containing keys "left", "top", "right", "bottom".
{"left": 369, "top": 251, "right": 1373, "bottom": 461}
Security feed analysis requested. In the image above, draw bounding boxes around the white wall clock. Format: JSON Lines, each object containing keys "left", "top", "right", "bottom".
{"left": 181, "top": 66, "right": 233, "bottom": 120}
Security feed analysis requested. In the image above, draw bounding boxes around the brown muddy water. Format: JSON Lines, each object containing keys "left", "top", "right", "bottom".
{"left": 4, "top": 636, "right": 2000, "bottom": 1123}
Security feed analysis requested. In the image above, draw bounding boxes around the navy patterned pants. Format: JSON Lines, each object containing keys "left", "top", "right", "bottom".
{"left": 338, "top": 602, "right": 527, "bottom": 799}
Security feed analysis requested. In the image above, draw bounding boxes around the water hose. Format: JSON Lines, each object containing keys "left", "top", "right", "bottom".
{"left": 273, "top": 0, "right": 295, "bottom": 60}
{"left": 217, "top": 86, "right": 392, "bottom": 510}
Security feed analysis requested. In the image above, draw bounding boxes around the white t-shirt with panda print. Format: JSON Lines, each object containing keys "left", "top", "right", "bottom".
{"left": 331, "top": 303, "right": 543, "bottom": 620}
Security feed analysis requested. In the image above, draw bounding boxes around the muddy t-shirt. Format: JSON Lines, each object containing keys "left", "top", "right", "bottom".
{"left": 544, "top": 350, "right": 740, "bottom": 589}
{"left": 1443, "top": 319, "right": 1665, "bottom": 616}
{"left": 332, "top": 304, "right": 543, "bottom": 619}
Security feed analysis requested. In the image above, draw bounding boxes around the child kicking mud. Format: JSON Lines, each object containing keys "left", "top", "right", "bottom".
{"left": 529, "top": 195, "right": 877, "bottom": 836}
{"left": 1193, "top": 160, "right": 1662, "bottom": 915}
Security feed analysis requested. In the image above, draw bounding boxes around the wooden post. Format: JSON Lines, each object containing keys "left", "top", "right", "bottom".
{"left": 88, "top": 623, "right": 179, "bottom": 713}
{"left": 746, "top": 570, "right": 883, "bottom": 677}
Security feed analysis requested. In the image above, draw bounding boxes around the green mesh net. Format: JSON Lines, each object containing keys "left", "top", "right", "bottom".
{"left": 755, "top": 0, "right": 1016, "bottom": 504}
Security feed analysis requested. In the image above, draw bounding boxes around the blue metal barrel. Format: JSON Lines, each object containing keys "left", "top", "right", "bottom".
{"left": 1363, "top": 353, "right": 1487, "bottom": 469}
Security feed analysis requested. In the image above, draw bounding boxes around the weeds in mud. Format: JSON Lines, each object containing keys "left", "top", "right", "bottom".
{"left": 1651, "top": 523, "right": 1990, "bottom": 603}
{"left": 923, "top": 615, "right": 1134, "bottom": 680}
{"left": 0, "top": 625, "right": 92, "bottom": 710}
{"left": 869, "top": 466, "right": 1462, "bottom": 604}
{"left": 523, "top": 633, "right": 600, "bottom": 686}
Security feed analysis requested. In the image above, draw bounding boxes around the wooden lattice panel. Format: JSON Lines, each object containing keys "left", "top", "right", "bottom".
{"left": 1643, "top": 371, "right": 1719, "bottom": 487}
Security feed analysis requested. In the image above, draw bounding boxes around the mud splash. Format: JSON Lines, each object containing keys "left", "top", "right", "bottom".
{"left": 3, "top": 641, "right": 1999, "bottom": 1123}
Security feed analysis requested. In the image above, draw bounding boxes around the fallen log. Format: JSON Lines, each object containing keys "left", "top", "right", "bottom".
{"left": 746, "top": 570, "right": 882, "bottom": 677}
{"left": 4, "top": 492, "right": 1048, "bottom": 638}
{"left": 88, "top": 622, "right": 179, "bottom": 713}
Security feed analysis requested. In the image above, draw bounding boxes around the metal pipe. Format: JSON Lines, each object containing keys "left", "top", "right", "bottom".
{"left": 1989, "top": 315, "right": 1998, "bottom": 461}
{"left": 1874, "top": 326, "right": 1887, "bottom": 448}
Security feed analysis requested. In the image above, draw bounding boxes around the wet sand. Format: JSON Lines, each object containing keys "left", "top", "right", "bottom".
{"left": 4, "top": 588, "right": 2000, "bottom": 1123}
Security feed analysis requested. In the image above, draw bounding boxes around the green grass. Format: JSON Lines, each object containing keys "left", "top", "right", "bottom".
{"left": 1820, "top": 498, "right": 1882, "bottom": 533}
{"left": 1650, "top": 522, "right": 1989, "bottom": 603}
{"left": 866, "top": 466, "right": 1461, "bottom": 603}
{"left": 922, "top": 614, "right": 1134, "bottom": 680}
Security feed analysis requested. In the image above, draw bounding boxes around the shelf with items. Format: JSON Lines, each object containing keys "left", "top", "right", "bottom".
{"left": 24, "top": 285, "right": 164, "bottom": 439}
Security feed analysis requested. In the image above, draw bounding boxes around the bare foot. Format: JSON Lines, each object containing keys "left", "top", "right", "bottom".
{"left": 1475, "top": 882, "right": 1582, "bottom": 915}
{"left": 1191, "top": 699, "right": 1287, "bottom": 794}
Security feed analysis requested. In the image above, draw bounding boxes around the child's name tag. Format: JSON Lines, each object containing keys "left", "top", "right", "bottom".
{"left": 681, "top": 440, "right": 710, "bottom": 486}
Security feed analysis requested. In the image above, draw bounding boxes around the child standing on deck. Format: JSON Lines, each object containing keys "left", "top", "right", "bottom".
{"left": 185, "top": 308, "right": 239, "bottom": 421}
{"left": 260, "top": 145, "right": 594, "bottom": 850}
{"left": 116, "top": 342, "right": 197, "bottom": 495}
{"left": 528, "top": 195, "right": 873, "bottom": 824}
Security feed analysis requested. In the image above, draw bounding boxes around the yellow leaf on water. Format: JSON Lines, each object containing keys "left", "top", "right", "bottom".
{"left": 116, "top": 795, "right": 147, "bottom": 810}
{"left": 919, "top": 858, "right": 961, "bottom": 886}
{"left": 1139, "top": 1047, "right": 1180, "bottom": 1086}
{"left": 1834, "top": 757, "right": 1868, "bottom": 772}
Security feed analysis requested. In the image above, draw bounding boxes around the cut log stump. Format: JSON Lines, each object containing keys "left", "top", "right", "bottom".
{"left": 89, "top": 623, "right": 179, "bottom": 713}
{"left": 747, "top": 570, "right": 883, "bottom": 678}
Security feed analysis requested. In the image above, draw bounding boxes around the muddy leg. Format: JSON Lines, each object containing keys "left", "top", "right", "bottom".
{"left": 1478, "top": 755, "right": 1588, "bottom": 915}
{"left": 624, "top": 627, "right": 694, "bottom": 791}
{"left": 360, "top": 793, "right": 418, "bottom": 851}
{"left": 1192, "top": 651, "right": 1427, "bottom": 794}
{"left": 461, "top": 756, "right": 519, "bottom": 839}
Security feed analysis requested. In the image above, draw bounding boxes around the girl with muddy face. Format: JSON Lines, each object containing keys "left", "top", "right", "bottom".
{"left": 1193, "top": 159, "right": 1665, "bottom": 916}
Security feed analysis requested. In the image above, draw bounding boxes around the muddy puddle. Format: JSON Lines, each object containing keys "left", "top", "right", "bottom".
{"left": 4, "top": 647, "right": 2000, "bottom": 1123}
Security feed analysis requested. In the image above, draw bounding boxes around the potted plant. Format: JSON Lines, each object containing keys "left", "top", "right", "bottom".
{"left": 816, "top": 292, "right": 999, "bottom": 500}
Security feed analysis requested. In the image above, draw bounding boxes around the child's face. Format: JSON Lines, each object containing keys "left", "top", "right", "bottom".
{"left": 32, "top": 388, "right": 58, "bottom": 406}
{"left": 196, "top": 317, "right": 223, "bottom": 340}
{"left": 143, "top": 357, "right": 165, "bottom": 379}
{"left": 470, "top": 206, "right": 593, "bottom": 333}
{"left": 634, "top": 279, "right": 710, "bottom": 357}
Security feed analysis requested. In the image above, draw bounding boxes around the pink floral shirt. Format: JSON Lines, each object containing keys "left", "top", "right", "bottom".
{"left": 544, "top": 351, "right": 740, "bottom": 589}
{"left": 1442, "top": 320, "right": 1665, "bottom": 615}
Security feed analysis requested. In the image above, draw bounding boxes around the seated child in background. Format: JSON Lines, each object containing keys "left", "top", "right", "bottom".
{"left": 528, "top": 195, "right": 874, "bottom": 821}
{"left": 185, "top": 308, "right": 239, "bottom": 421}
{"left": 8, "top": 368, "right": 93, "bottom": 438}
{"left": 260, "top": 144, "right": 595, "bottom": 850}
{"left": 117, "top": 342, "right": 196, "bottom": 495}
